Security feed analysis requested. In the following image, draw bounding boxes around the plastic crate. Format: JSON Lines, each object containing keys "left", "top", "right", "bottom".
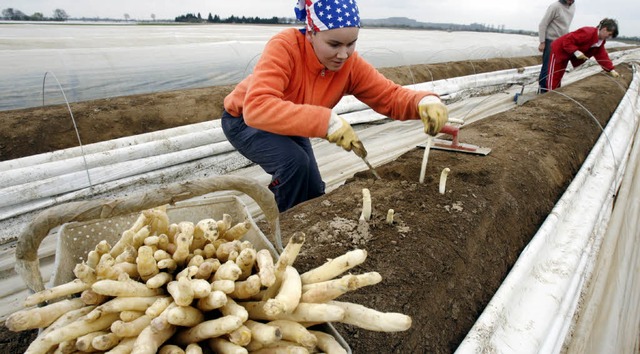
{"left": 50, "top": 194, "right": 351, "bottom": 353}
{"left": 52, "top": 195, "right": 276, "bottom": 286}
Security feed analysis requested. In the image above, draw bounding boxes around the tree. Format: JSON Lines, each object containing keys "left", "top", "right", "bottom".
{"left": 1, "top": 8, "right": 14, "bottom": 19}
{"left": 175, "top": 13, "right": 201, "bottom": 23}
{"left": 151, "top": 13, "right": 156, "bottom": 21}
{"left": 52, "top": 8, "right": 68, "bottom": 21}
{"left": 30, "top": 12, "right": 44, "bottom": 21}
{"left": 174, "top": 12, "right": 285, "bottom": 25}
{"left": 2, "top": 8, "right": 28, "bottom": 20}
{"left": 124, "top": 13, "right": 130, "bottom": 22}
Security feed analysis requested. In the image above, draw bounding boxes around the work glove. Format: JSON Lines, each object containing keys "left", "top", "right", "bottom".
{"left": 418, "top": 95, "right": 448, "bottom": 136}
{"left": 574, "top": 50, "right": 588, "bottom": 60}
{"left": 326, "top": 112, "right": 366, "bottom": 157}
{"left": 606, "top": 70, "right": 620, "bottom": 78}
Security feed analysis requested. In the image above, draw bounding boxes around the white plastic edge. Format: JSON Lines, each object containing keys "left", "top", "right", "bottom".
{"left": 456, "top": 63, "right": 640, "bottom": 353}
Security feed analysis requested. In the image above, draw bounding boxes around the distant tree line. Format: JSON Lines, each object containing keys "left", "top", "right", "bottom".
{"left": 362, "top": 17, "right": 640, "bottom": 43}
{"left": 1, "top": 7, "right": 69, "bottom": 21}
{"left": 2, "top": 7, "right": 638, "bottom": 43}
{"left": 175, "top": 13, "right": 289, "bottom": 25}
{"left": 363, "top": 18, "right": 533, "bottom": 36}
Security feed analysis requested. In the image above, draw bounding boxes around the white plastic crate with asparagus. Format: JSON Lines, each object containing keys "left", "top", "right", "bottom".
{"left": 9, "top": 175, "right": 411, "bottom": 353}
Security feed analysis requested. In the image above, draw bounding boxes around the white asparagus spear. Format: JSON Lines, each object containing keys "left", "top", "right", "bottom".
{"left": 419, "top": 135, "right": 434, "bottom": 183}
{"left": 266, "top": 320, "right": 317, "bottom": 349}
{"left": 299, "top": 249, "right": 367, "bottom": 284}
{"left": 24, "top": 279, "right": 90, "bottom": 306}
{"left": 359, "top": 188, "right": 372, "bottom": 221}
{"left": 240, "top": 302, "right": 345, "bottom": 323}
{"left": 256, "top": 249, "right": 276, "bottom": 288}
{"left": 263, "top": 266, "right": 302, "bottom": 316}
{"left": 173, "top": 315, "right": 243, "bottom": 346}
{"left": 208, "top": 337, "right": 248, "bottom": 354}
{"left": 5, "top": 298, "right": 85, "bottom": 331}
{"left": 386, "top": 209, "right": 395, "bottom": 225}
{"left": 329, "top": 300, "right": 412, "bottom": 332}
{"left": 308, "top": 330, "right": 348, "bottom": 354}
{"left": 439, "top": 167, "right": 451, "bottom": 194}
{"left": 262, "top": 232, "right": 305, "bottom": 300}
{"left": 245, "top": 319, "right": 282, "bottom": 344}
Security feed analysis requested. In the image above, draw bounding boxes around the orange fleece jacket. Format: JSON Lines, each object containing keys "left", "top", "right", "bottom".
{"left": 224, "top": 28, "right": 437, "bottom": 138}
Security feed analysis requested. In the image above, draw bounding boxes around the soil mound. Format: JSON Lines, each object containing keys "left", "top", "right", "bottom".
{"left": 271, "top": 64, "right": 631, "bottom": 352}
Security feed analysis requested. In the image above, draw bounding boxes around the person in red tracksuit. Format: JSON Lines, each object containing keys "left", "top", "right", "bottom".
{"left": 546, "top": 18, "right": 620, "bottom": 91}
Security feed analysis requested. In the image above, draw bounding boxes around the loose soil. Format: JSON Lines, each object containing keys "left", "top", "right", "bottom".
{"left": 0, "top": 54, "right": 632, "bottom": 353}
{"left": 279, "top": 64, "right": 630, "bottom": 353}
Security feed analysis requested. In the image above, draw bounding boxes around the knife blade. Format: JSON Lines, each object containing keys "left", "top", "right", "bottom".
{"left": 351, "top": 141, "right": 381, "bottom": 180}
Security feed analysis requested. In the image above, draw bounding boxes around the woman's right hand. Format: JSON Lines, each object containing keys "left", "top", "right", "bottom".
{"left": 326, "top": 113, "right": 364, "bottom": 154}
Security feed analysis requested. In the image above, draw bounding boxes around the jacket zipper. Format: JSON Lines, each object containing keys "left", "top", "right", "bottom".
{"left": 310, "top": 69, "right": 325, "bottom": 102}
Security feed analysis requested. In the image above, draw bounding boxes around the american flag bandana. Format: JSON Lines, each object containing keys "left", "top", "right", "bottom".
{"left": 295, "top": 0, "right": 360, "bottom": 33}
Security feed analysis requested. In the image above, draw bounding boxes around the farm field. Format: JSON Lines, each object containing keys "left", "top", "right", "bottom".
{"left": 0, "top": 53, "right": 634, "bottom": 352}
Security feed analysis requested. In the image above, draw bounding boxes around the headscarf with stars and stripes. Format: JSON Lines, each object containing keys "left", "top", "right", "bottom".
{"left": 295, "top": 0, "right": 360, "bottom": 33}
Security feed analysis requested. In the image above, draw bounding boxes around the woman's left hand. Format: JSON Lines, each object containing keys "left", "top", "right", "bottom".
{"left": 418, "top": 96, "right": 448, "bottom": 136}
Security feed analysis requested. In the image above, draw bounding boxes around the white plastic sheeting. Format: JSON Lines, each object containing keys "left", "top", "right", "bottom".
{"left": 0, "top": 64, "right": 543, "bottom": 222}
{"left": 565, "top": 111, "right": 640, "bottom": 354}
{"left": 0, "top": 24, "right": 554, "bottom": 111}
{"left": 564, "top": 72, "right": 640, "bottom": 354}
{"left": 456, "top": 62, "right": 640, "bottom": 353}
{"left": 4, "top": 49, "right": 633, "bottom": 224}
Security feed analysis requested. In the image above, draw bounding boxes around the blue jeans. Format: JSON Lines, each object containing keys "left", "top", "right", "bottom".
{"left": 538, "top": 38, "right": 553, "bottom": 93}
{"left": 221, "top": 111, "right": 325, "bottom": 212}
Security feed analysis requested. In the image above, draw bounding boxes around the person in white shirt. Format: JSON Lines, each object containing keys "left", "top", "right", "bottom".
{"left": 538, "top": 0, "right": 576, "bottom": 93}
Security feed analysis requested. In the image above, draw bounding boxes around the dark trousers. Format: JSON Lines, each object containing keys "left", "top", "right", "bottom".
{"left": 538, "top": 38, "right": 553, "bottom": 93}
{"left": 221, "top": 111, "right": 325, "bottom": 212}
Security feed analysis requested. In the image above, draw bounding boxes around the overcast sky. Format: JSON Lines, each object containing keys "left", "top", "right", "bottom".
{"left": 2, "top": 0, "right": 639, "bottom": 37}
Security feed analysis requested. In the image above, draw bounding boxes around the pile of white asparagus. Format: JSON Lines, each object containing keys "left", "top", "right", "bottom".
{"left": 7, "top": 206, "right": 412, "bottom": 354}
